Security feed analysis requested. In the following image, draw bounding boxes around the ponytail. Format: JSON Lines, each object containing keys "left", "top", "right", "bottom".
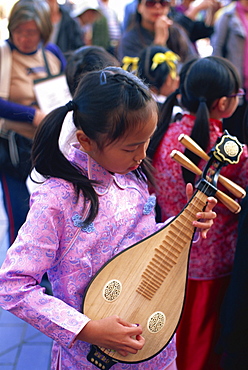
{"left": 31, "top": 105, "right": 99, "bottom": 226}
{"left": 182, "top": 99, "right": 210, "bottom": 185}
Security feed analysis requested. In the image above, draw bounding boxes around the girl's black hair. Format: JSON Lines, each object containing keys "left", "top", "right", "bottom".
{"left": 148, "top": 56, "right": 241, "bottom": 184}
{"left": 138, "top": 45, "right": 178, "bottom": 91}
{"left": 65, "top": 45, "right": 120, "bottom": 95}
{"left": 32, "top": 67, "right": 158, "bottom": 226}
{"left": 182, "top": 56, "right": 240, "bottom": 184}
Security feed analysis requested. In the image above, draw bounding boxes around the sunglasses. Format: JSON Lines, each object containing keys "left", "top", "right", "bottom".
{"left": 227, "top": 88, "right": 245, "bottom": 98}
{"left": 145, "top": 0, "right": 170, "bottom": 8}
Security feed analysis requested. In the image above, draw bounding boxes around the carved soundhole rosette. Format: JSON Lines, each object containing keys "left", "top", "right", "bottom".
{"left": 103, "top": 279, "right": 122, "bottom": 302}
{"left": 147, "top": 311, "right": 166, "bottom": 333}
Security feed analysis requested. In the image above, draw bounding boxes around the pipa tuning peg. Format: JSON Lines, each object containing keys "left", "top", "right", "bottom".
{"left": 178, "top": 134, "right": 246, "bottom": 199}
{"left": 170, "top": 150, "right": 241, "bottom": 214}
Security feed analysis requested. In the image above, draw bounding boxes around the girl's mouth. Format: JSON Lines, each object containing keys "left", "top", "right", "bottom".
{"left": 129, "top": 165, "right": 140, "bottom": 171}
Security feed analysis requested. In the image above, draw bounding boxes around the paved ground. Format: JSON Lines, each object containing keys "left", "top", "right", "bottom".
{"left": 0, "top": 307, "right": 52, "bottom": 369}
{"left": 0, "top": 214, "right": 52, "bottom": 369}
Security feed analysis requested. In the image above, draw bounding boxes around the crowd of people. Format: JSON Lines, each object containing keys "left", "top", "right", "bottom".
{"left": 0, "top": 0, "right": 248, "bottom": 369}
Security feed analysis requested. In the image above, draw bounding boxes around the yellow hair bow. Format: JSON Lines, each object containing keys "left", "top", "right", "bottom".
{"left": 151, "top": 51, "right": 180, "bottom": 79}
{"left": 122, "top": 56, "right": 139, "bottom": 72}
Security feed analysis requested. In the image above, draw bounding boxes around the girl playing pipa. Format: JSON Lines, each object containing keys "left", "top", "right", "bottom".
{"left": 0, "top": 68, "right": 216, "bottom": 370}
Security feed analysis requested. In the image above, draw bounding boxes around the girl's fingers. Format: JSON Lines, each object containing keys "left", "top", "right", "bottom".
{"left": 196, "top": 211, "right": 217, "bottom": 220}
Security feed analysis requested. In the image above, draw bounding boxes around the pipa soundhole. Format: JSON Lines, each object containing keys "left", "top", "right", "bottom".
{"left": 103, "top": 279, "right": 122, "bottom": 302}
{"left": 147, "top": 311, "right": 166, "bottom": 333}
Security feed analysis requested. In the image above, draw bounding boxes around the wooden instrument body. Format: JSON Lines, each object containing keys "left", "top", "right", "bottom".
{"left": 83, "top": 191, "right": 208, "bottom": 364}
{"left": 83, "top": 132, "right": 245, "bottom": 368}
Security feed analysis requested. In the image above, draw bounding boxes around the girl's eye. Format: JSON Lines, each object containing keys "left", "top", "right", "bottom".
{"left": 123, "top": 149, "right": 135, "bottom": 153}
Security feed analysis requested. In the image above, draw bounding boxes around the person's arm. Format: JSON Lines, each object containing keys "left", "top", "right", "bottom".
{"left": 185, "top": 0, "right": 220, "bottom": 24}
{"left": 0, "top": 182, "right": 89, "bottom": 348}
{"left": 0, "top": 180, "right": 146, "bottom": 355}
{"left": 174, "top": 13, "right": 214, "bottom": 42}
{"left": 0, "top": 98, "right": 35, "bottom": 123}
{"left": 0, "top": 98, "right": 46, "bottom": 127}
{"left": 76, "top": 316, "right": 145, "bottom": 357}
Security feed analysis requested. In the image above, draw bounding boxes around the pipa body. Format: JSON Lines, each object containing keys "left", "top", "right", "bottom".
{"left": 83, "top": 191, "right": 208, "bottom": 365}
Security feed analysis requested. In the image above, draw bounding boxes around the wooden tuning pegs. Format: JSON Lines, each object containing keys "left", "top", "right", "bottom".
{"left": 178, "top": 134, "right": 246, "bottom": 199}
{"left": 170, "top": 150, "right": 241, "bottom": 214}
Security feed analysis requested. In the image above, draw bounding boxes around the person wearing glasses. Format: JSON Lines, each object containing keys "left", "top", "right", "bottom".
{"left": 118, "top": 0, "right": 198, "bottom": 63}
{"left": 147, "top": 55, "right": 248, "bottom": 370}
{"left": 211, "top": 0, "right": 248, "bottom": 143}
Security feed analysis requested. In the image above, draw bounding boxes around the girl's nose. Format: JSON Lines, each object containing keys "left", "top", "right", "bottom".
{"left": 134, "top": 145, "right": 147, "bottom": 162}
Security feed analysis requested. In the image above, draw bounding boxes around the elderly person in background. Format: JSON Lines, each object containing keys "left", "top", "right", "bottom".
{"left": 0, "top": 0, "right": 66, "bottom": 246}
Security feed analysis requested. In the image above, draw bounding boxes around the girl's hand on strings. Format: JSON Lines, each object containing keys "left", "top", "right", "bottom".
{"left": 77, "top": 315, "right": 145, "bottom": 357}
{"left": 186, "top": 183, "right": 217, "bottom": 239}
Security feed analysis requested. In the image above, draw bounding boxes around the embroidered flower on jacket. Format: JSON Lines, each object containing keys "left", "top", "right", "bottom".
{"left": 143, "top": 195, "right": 156, "bottom": 215}
{"left": 72, "top": 214, "right": 95, "bottom": 233}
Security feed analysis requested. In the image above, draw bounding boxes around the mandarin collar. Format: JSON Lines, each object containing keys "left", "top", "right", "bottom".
{"left": 68, "top": 143, "right": 135, "bottom": 195}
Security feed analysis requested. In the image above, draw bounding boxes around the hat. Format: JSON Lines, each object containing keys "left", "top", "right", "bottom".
{"left": 71, "top": 0, "right": 100, "bottom": 18}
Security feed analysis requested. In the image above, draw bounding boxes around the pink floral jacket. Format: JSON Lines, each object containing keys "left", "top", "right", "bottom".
{"left": 152, "top": 114, "right": 248, "bottom": 279}
{"left": 0, "top": 144, "right": 176, "bottom": 370}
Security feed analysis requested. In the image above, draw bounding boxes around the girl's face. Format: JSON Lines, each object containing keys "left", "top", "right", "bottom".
{"left": 11, "top": 20, "right": 41, "bottom": 54}
{"left": 138, "top": 0, "right": 170, "bottom": 29}
{"left": 85, "top": 107, "right": 158, "bottom": 175}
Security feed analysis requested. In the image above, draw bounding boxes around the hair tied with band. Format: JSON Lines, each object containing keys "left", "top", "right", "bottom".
{"left": 122, "top": 56, "right": 139, "bottom": 72}
{"left": 100, "top": 71, "right": 107, "bottom": 85}
{"left": 199, "top": 96, "right": 207, "bottom": 103}
{"left": 66, "top": 100, "right": 77, "bottom": 112}
{"left": 151, "top": 51, "right": 180, "bottom": 79}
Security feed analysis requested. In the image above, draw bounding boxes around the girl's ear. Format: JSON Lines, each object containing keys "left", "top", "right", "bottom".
{"left": 217, "top": 96, "right": 228, "bottom": 112}
{"left": 76, "top": 130, "right": 94, "bottom": 153}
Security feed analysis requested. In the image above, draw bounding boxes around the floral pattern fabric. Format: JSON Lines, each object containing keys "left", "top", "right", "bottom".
{"left": 152, "top": 114, "right": 248, "bottom": 279}
{"left": 0, "top": 144, "right": 176, "bottom": 370}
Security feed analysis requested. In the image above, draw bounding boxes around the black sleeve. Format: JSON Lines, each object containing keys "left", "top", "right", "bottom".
{"left": 174, "top": 13, "right": 214, "bottom": 42}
